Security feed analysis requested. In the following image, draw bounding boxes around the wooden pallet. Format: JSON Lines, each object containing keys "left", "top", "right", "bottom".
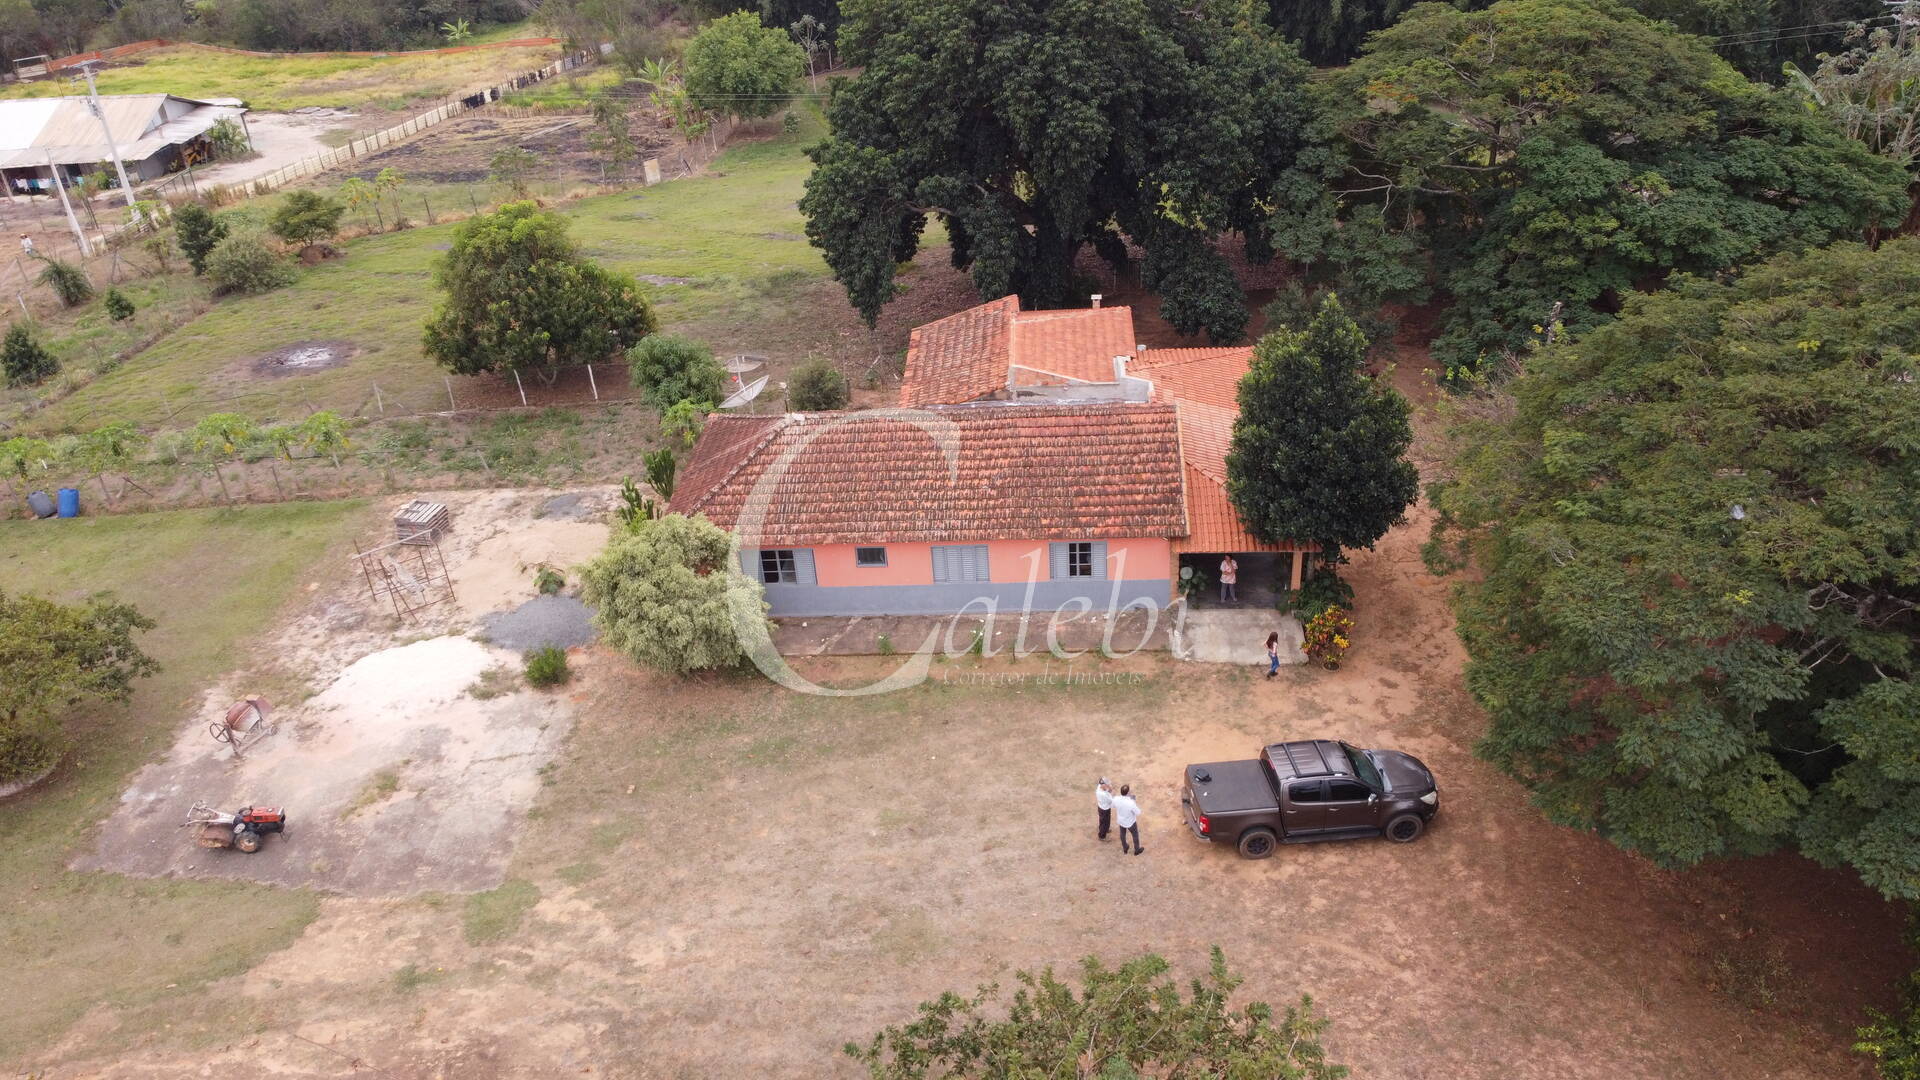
{"left": 394, "top": 500, "right": 450, "bottom": 544}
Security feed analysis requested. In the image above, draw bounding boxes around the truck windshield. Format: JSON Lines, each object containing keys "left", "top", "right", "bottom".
{"left": 1343, "top": 743, "right": 1384, "bottom": 792}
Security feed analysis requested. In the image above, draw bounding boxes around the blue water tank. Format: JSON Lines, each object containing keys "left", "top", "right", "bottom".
{"left": 55, "top": 488, "right": 79, "bottom": 518}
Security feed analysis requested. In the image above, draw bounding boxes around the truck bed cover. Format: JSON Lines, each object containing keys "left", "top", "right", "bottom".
{"left": 1184, "top": 759, "right": 1278, "bottom": 814}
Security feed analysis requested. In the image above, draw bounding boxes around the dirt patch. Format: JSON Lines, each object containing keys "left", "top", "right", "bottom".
{"left": 251, "top": 339, "right": 357, "bottom": 378}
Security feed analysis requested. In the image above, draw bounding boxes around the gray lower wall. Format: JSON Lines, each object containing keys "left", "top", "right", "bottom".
{"left": 762, "top": 578, "right": 1173, "bottom": 617}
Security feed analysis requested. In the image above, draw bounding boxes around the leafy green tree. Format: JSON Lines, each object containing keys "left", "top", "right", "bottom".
{"left": 1426, "top": 238, "right": 1920, "bottom": 898}
{"left": 684, "top": 10, "right": 806, "bottom": 122}
{"left": 1625, "top": 0, "right": 1882, "bottom": 82}
{"left": 76, "top": 421, "right": 147, "bottom": 504}
{"left": 205, "top": 231, "right": 296, "bottom": 295}
{"left": 1226, "top": 295, "right": 1418, "bottom": 557}
{"left": 424, "top": 201, "right": 658, "bottom": 380}
{"left": 298, "top": 410, "right": 351, "bottom": 466}
{"left": 578, "top": 512, "right": 766, "bottom": 675}
{"left": 1322, "top": 0, "right": 1909, "bottom": 378}
{"left": 1, "top": 325, "right": 58, "bottom": 387}
{"left": 801, "top": 0, "right": 1316, "bottom": 341}
{"left": 1265, "top": 0, "right": 1417, "bottom": 65}
{"left": 627, "top": 335, "right": 727, "bottom": 412}
{"left": 1857, "top": 921, "right": 1920, "bottom": 1080}
{"left": 206, "top": 117, "right": 250, "bottom": 158}
{"left": 268, "top": 189, "right": 346, "bottom": 247}
{"left": 787, "top": 355, "right": 847, "bottom": 411}
{"left": 0, "top": 590, "right": 157, "bottom": 781}
{"left": 339, "top": 176, "right": 383, "bottom": 231}
{"left": 848, "top": 948, "right": 1346, "bottom": 1080}
{"left": 173, "top": 202, "right": 229, "bottom": 276}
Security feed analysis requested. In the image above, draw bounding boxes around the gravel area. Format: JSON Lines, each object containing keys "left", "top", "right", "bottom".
{"left": 478, "top": 594, "right": 597, "bottom": 651}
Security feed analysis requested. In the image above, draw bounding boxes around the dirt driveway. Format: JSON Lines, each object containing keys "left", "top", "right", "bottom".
{"left": 39, "top": 495, "right": 1908, "bottom": 1078}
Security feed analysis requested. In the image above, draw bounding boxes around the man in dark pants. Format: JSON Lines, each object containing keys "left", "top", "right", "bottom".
{"left": 1095, "top": 778, "right": 1114, "bottom": 840}
{"left": 1114, "top": 784, "right": 1142, "bottom": 855}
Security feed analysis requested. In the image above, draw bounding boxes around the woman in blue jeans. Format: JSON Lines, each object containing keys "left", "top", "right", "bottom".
{"left": 1265, "top": 631, "right": 1280, "bottom": 679}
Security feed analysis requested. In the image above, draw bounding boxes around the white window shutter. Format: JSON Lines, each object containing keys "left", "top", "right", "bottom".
{"left": 1091, "top": 541, "right": 1108, "bottom": 580}
{"left": 793, "top": 548, "right": 816, "bottom": 585}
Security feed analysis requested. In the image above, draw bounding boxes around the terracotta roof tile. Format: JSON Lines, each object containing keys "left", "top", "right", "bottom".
{"left": 898, "top": 295, "right": 1019, "bottom": 406}
{"left": 1008, "top": 306, "right": 1137, "bottom": 387}
{"left": 1170, "top": 400, "right": 1313, "bottom": 553}
{"left": 669, "top": 403, "right": 1186, "bottom": 545}
{"left": 1134, "top": 346, "right": 1255, "bottom": 410}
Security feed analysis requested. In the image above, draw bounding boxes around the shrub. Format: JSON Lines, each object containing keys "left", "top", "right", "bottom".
{"left": 534, "top": 566, "right": 565, "bottom": 595}
{"left": 660, "top": 398, "right": 708, "bottom": 449}
{"left": 206, "top": 117, "right": 249, "bottom": 159}
{"left": 36, "top": 258, "right": 94, "bottom": 307}
{"left": 0, "top": 724, "right": 61, "bottom": 785}
{"left": 103, "top": 287, "right": 135, "bottom": 321}
{"left": 643, "top": 446, "right": 676, "bottom": 500}
{"left": 788, "top": 356, "right": 849, "bottom": 411}
{"left": 616, "top": 476, "right": 657, "bottom": 530}
{"left": 205, "top": 231, "right": 296, "bottom": 295}
{"left": 523, "top": 645, "right": 570, "bottom": 687}
{"left": 1280, "top": 563, "right": 1354, "bottom": 621}
{"left": 269, "top": 189, "right": 346, "bottom": 247}
{"left": 627, "top": 335, "right": 728, "bottom": 412}
{"left": 174, "top": 202, "right": 227, "bottom": 275}
{"left": 1302, "top": 605, "right": 1354, "bottom": 668}
{"left": 1, "top": 325, "right": 58, "bottom": 387}
{"left": 579, "top": 513, "right": 767, "bottom": 675}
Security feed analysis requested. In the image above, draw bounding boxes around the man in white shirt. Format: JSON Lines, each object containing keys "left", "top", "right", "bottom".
{"left": 1218, "top": 555, "right": 1238, "bottom": 604}
{"left": 1095, "top": 778, "right": 1114, "bottom": 841}
{"left": 1113, "top": 784, "right": 1142, "bottom": 856}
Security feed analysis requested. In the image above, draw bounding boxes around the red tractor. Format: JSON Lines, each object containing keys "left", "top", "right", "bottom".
{"left": 183, "top": 802, "right": 288, "bottom": 853}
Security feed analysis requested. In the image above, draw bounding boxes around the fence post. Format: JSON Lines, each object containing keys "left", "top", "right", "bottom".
{"left": 587, "top": 364, "right": 598, "bottom": 401}
{"left": 373, "top": 384, "right": 384, "bottom": 416}
{"left": 514, "top": 370, "right": 527, "bottom": 406}
{"left": 445, "top": 375, "right": 456, "bottom": 411}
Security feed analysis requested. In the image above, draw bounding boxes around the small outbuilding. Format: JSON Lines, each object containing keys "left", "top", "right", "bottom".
{"left": 0, "top": 93, "right": 248, "bottom": 195}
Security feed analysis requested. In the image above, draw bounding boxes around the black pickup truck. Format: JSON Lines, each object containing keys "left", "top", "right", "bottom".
{"left": 1181, "top": 739, "right": 1439, "bottom": 858}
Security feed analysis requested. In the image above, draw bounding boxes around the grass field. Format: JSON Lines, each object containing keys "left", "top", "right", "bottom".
{"left": 0, "top": 499, "right": 372, "bottom": 1061}
{"left": 27, "top": 108, "right": 834, "bottom": 432}
{"left": 0, "top": 38, "right": 563, "bottom": 113}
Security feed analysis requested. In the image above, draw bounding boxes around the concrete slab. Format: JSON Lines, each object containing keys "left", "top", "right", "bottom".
{"left": 1172, "top": 608, "right": 1304, "bottom": 667}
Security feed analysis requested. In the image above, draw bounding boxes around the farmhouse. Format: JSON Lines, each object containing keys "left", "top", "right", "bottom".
{"left": 0, "top": 94, "right": 248, "bottom": 195}
{"left": 670, "top": 295, "right": 1319, "bottom": 616}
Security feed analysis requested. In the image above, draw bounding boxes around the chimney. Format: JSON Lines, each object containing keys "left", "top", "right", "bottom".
{"left": 1090, "top": 293, "right": 1103, "bottom": 309}
{"left": 1113, "top": 354, "right": 1128, "bottom": 382}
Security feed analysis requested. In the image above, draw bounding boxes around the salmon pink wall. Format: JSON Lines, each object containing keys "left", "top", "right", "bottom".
{"left": 809, "top": 538, "right": 1172, "bottom": 588}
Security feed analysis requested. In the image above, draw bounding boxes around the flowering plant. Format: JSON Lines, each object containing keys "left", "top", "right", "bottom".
{"left": 1302, "top": 605, "right": 1354, "bottom": 666}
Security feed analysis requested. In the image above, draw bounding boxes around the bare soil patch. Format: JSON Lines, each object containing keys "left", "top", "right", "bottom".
{"left": 250, "top": 339, "right": 357, "bottom": 378}
{"left": 69, "top": 486, "right": 611, "bottom": 898}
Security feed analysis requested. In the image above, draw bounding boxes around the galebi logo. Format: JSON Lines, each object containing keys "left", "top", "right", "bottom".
{"left": 723, "top": 407, "right": 1182, "bottom": 696}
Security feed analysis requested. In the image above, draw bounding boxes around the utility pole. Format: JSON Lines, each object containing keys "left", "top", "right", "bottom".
{"left": 72, "top": 61, "right": 139, "bottom": 216}
{"left": 45, "top": 152, "right": 91, "bottom": 257}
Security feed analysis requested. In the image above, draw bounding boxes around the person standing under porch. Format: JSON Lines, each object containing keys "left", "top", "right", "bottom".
{"left": 1218, "top": 554, "right": 1238, "bottom": 604}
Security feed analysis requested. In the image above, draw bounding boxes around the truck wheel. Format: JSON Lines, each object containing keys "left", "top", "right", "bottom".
{"left": 234, "top": 829, "right": 262, "bottom": 853}
{"left": 1236, "top": 829, "right": 1278, "bottom": 859}
{"left": 1385, "top": 814, "right": 1424, "bottom": 843}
